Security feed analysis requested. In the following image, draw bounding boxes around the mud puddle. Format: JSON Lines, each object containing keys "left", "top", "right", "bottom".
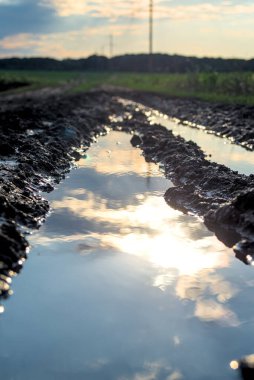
{"left": 118, "top": 99, "right": 254, "bottom": 175}
{"left": 157, "top": 117, "right": 254, "bottom": 176}
{"left": 0, "top": 131, "right": 253, "bottom": 380}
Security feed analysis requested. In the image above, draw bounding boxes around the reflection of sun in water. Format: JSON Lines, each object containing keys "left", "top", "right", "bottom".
{"left": 52, "top": 191, "right": 236, "bottom": 326}
{"left": 51, "top": 192, "right": 231, "bottom": 277}
{"left": 109, "top": 231, "right": 224, "bottom": 276}
{"left": 99, "top": 196, "right": 231, "bottom": 277}
{"left": 38, "top": 129, "right": 237, "bottom": 326}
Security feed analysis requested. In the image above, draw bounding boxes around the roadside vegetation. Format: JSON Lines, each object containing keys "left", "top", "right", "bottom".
{"left": 102, "top": 72, "right": 254, "bottom": 105}
{"left": 0, "top": 70, "right": 82, "bottom": 92}
{"left": 1, "top": 70, "right": 254, "bottom": 105}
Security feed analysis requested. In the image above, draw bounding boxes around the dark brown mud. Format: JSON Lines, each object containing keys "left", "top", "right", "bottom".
{"left": 0, "top": 89, "right": 254, "bottom": 298}
{"left": 0, "top": 80, "right": 30, "bottom": 92}
{"left": 0, "top": 91, "right": 114, "bottom": 298}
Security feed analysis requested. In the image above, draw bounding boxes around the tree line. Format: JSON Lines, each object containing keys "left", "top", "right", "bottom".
{"left": 1, "top": 54, "right": 254, "bottom": 72}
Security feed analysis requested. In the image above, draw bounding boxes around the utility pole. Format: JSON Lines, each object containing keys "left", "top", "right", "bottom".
{"left": 149, "top": 0, "right": 153, "bottom": 71}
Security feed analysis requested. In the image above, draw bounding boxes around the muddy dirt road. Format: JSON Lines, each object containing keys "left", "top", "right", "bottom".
{"left": 0, "top": 89, "right": 254, "bottom": 299}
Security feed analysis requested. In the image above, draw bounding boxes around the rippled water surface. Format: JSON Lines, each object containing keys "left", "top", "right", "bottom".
{"left": 0, "top": 132, "right": 254, "bottom": 380}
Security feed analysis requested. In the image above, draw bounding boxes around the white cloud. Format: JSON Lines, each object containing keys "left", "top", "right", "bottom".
{"left": 39, "top": 0, "right": 254, "bottom": 21}
{"left": 1, "top": 1, "right": 254, "bottom": 58}
{"left": 0, "top": 32, "right": 89, "bottom": 57}
{"left": 0, "top": 23, "right": 140, "bottom": 57}
{"left": 40, "top": 0, "right": 90, "bottom": 17}
{"left": 40, "top": 0, "right": 147, "bottom": 19}
{"left": 158, "top": 2, "right": 254, "bottom": 21}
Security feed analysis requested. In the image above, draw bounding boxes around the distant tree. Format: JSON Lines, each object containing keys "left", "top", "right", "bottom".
{"left": 0, "top": 54, "right": 253, "bottom": 73}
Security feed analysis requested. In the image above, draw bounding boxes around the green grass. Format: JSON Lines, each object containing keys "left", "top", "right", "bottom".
{"left": 0, "top": 70, "right": 84, "bottom": 92}
{"left": 73, "top": 71, "right": 254, "bottom": 105}
{"left": 1, "top": 70, "right": 254, "bottom": 105}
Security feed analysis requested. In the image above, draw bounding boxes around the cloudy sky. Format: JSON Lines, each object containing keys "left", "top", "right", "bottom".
{"left": 0, "top": 0, "right": 253, "bottom": 59}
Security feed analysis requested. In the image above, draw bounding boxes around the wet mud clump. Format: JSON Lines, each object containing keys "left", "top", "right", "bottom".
{"left": 1, "top": 89, "right": 254, "bottom": 299}
{"left": 205, "top": 190, "right": 254, "bottom": 264}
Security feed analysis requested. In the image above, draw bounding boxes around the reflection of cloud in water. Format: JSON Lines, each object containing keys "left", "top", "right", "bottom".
{"left": 30, "top": 230, "right": 119, "bottom": 256}
{"left": 41, "top": 203, "right": 157, "bottom": 238}
{"left": 167, "top": 372, "right": 183, "bottom": 380}
{"left": 195, "top": 299, "right": 239, "bottom": 327}
{"left": 49, "top": 190, "right": 231, "bottom": 276}
{"left": 39, "top": 131, "right": 239, "bottom": 328}
{"left": 119, "top": 361, "right": 183, "bottom": 380}
{"left": 79, "top": 132, "right": 164, "bottom": 179}
{"left": 176, "top": 272, "right": 238, "bottom": 303}
{"left": 69, "top": 188, "right": 86, "bottom": 196}
{"left": 43, "top": 186, "right": 239, "bottom": 326}
{"left": 176, "top": 272, "right": 239, "bottom": 327}
{"left": 50, "top": 167, "right": 169, "bottom": 207}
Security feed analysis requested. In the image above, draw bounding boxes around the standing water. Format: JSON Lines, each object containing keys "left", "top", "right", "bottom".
{"left": 0, "top": 131, "right": 253, "bottom": 380}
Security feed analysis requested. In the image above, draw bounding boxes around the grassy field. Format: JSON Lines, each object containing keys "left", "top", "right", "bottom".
{"left": 0, "top": 70, "right": 82, "bottom": 84}
{"left": 0, "top": 70, "right": 83, "bottom": 92}
{"left": 1, "top": 70, "right": 254, "bottom": 105}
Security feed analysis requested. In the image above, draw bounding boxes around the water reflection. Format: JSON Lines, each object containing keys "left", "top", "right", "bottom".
{"left": 79, "top": 137, "right": 162, "bottom": 178}
{"left": 32, "top": 132, "right": 236, "bottom": 328}
{"left": 2, "top": 131, "right": 253, "bottom": 380}
{"left": 38, "top": 193, "right": 230, "bottom": 276}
